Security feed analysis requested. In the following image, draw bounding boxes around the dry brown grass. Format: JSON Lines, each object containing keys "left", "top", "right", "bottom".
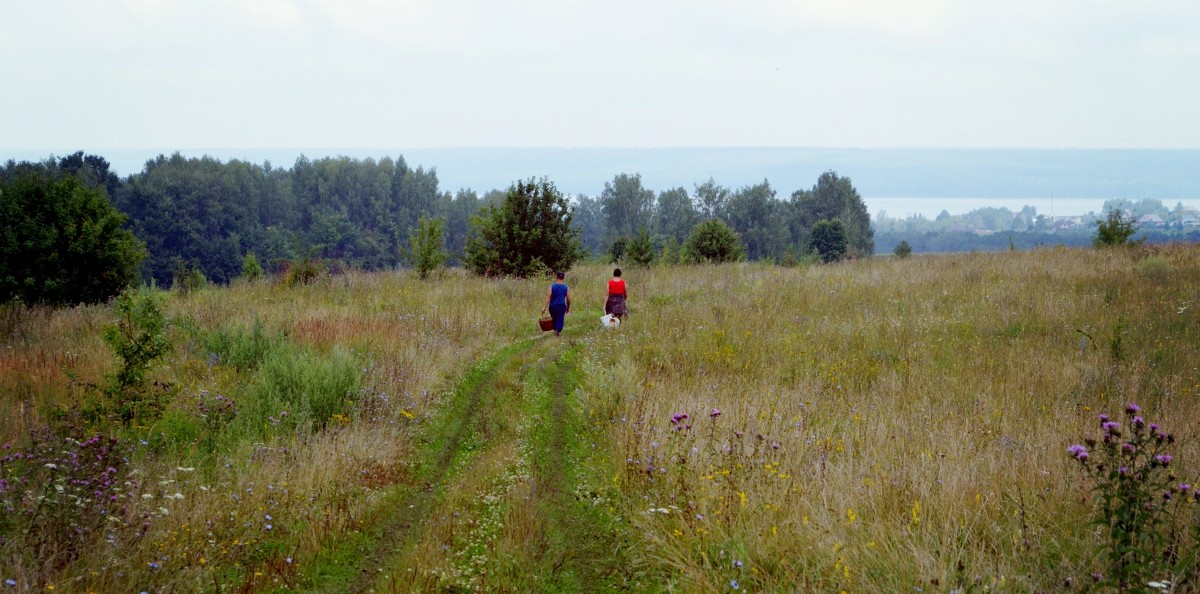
{"left": 3, "top": 246, "right": 1199, "bottom": 591}
{"left": 578, "top": 245, "right": 1200, "bottom": 591}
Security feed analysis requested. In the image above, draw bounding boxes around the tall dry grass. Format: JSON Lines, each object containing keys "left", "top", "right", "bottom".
{"left": 578, "top": 245, "right": 1200, "bottom": 591}
{"left": 0, "top": 268, "right": 547, "bottom": 591}
{"left": 2, "top": 246, "right": 1198, "bottom": 591}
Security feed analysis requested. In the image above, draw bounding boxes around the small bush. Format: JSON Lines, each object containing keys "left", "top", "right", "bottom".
{"left": 1094, "top": 209, "right": 1142, "bottom": 248}
{"left": 893, "top": 240, "right": 913, "bottom": 258}
{"left": 682, "top": 219, "right": 744, "bottom": 264}
{"left": 1136, "top": 256, "right": 1170, "bottom": 281}
{"left": 408, "top": 215, "right": 449, "bottom": 280}
{"left": 171, "top": 259, "right": 207, "bottom": 294}
{"left": 204, "top": 319, "right": 282, "bottom": 371}
{"left": 239, "top": 344, "right": 361, "bottom": 436}
{"left": 283, "top": 252, "right": 324, "bottom": 287}
{"left": 101, "top": 288, "right": 173, "bottom": 425}
{"left": 241, "top": 251, "right": 264, "bottom": 282}
{"left": 624, "top": 228, "right": 655, "bottom": 267}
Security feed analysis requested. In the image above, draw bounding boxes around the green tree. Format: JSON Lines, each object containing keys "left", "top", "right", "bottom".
{"left": 571, "top": 194, "right": 608, "bottom": 255}
{"left": 654, "top": 187, "right": 697, "bottom": 244}
{"left": 0, "top": 173, "right": 145, "bottom": 305}
{"left": 791, "top": 171, "right": 874, "bottom": 256}
{"left": 624, "top": 227, "right": 655, "bottom": 267}
{"left": 893, "top": 240, "right": 913, "bottom": 258}
{"left": 809, "top": 219, "right": 849, "bottom": 263}
{"left": 102, "top": 288, "right": 173, "bottom": 424}
{"left": 600, "top": 173, "right": 656, "bottom": 242}
{"left": 682, "top": 219, "right": 745, "bottom": 264}
{"left": 241, "top": 251, "right": 264, "bottom": 281}
{"left": 465, "top": 177, "right": 582, "bottom": 277}
{"left": 1094, "top": 209, "right": 1141, "bottom": 248}
{"left": 694, "top": 178, "right": 730, "bottom": 221}
{"left": 726, "top": 180, "right": 785, "bottom": 260}
{"left": 408, "top": 215, "right": 449, "bottom": 279}
{"left": 608, "top": 236, "right": 627, "bottom": 264}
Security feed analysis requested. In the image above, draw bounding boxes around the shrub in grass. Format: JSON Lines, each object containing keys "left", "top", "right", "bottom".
{"left": 1094, "top": 209, "right": 1142, "bottom": 248}
{"left": 238, "top": 344, "right": 361, "bottom": 436}
{"left": 204, "top": 319, "right": 283, "bottom": 371}
{"left": 100, "top": 288, "right": 173, "bottom": 425}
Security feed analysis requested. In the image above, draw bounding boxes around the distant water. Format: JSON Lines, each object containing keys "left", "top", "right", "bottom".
{"left": 6, "top": 147, "right": 1199, "bottom": 220}
{"left": 864, "top": 196, "right": 1169, "bottom": 219}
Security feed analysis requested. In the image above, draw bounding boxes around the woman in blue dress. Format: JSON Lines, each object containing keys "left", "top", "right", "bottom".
{"left": 541, "top": 271, "right": 571, "bottom": 336}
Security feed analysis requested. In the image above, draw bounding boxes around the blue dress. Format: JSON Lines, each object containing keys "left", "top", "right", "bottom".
{"left": 548, "top": 282, "right": 569, "bottom": 333}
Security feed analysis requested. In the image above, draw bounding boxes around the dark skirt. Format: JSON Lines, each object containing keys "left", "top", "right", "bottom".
{"left": 605, "top": 294, "right": 627, "bottom": 317}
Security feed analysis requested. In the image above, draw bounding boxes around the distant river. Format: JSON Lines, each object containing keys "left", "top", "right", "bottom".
{"left": 865, "top": 197, "right": 1200, "bottom": 220}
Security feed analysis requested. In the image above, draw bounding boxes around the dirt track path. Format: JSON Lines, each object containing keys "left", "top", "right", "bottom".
{"left": 302, "top": 324, "right": 633, "bottom": 592}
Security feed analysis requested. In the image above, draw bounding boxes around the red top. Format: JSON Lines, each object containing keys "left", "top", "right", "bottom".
{"left": 608, "top": 278, "right": 626, "bottom": 296}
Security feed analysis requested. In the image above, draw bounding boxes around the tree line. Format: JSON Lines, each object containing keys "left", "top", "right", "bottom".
{"left": 2, "top": 151, "right": 875, "bottom": 302}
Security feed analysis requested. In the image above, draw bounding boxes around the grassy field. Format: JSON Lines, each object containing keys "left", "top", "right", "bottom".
{"left": 2, "top": 245, "right": 1199, "bottom": 592}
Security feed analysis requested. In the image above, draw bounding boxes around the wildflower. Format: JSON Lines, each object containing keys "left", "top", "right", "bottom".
{"left": 1121, "top": 442, "right": 1136, "bottom": 453}
{"left": 733, "top": 560, "right": 743, "bottom": 568}
{"left": 148, "top": 562, "right": 160, "bottom": 570}
{"left": 1156, "top": 454, "right": 1173, "bottom": 467}
{"left": 1132, "top": 416, "right": 1145, "bottom": 428}
{"left": 731, "top": 579, "right": 740, "bottom": 590}
{"left": 710, "top": 408, "right": 721, "bottom": 419}
{"left": 1119, "top": 466, "right": 1131, "bottom": 476}
{"left": 1067, "top": 444, "right": 1089, "bottom": 460}
{"left": 1099, "top": 414, "right": 1110, "bottom": 423}
{"left": 265, "top": 524, "right": 273, "bottom": 530}
{"left": 1126, "top": 402, "right": 1141, "bottom": 415}
{"left": 5, "top": 579, "right": 16, "bottom": 586}
{"left": 1180, "top": 484, "right": 1192, "bottom": 493}
{"left": 1102, "top": 421, "right": 1121, "bottom": 436}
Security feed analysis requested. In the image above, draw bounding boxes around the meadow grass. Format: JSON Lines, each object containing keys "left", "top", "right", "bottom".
{"left": 1, "top": 245, "right": 1198, "bottom": 592}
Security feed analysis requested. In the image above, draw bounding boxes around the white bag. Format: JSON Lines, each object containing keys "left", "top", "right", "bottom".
{"left": 600, "top": 313, "right": 620, "bottom": 328}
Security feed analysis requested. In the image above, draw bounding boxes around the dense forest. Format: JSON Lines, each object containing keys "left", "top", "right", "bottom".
{"left": 4, "top": 151, "right": 1197, "bottom": 289}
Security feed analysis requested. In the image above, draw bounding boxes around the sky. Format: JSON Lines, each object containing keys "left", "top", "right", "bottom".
{"left": 2, "top": 0, "right": 1198, "bottom": 151}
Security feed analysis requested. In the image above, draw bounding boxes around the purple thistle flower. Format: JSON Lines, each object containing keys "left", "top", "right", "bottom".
{"left": 1067, "top": 444, "right": 1088, "bottom": 460}
{"left": 1132, "top": 416, "right": 1145, "bottom": 428}
{"left": 710, "top": 408, "right": 721, "bottom": 419}
{"left": 1118, "top": 466, "right": 1130, "bottom": 476}
{"left": 1102, "top": 421, "right": 1121, "bottom": 436}
{"left": 1126, "top": 402, "right": 1141, "bottom": 415}
{"left": 1180, "top": 484, "right": 1192, "bottom": 493}
{"left": 1156, "top": 454, "right": 1173, "bottom": 466}
{"left": 1121, "top": 442, "right": 1136, "bottom": 453}
{"left": 1099, "top": 414, "right": 1110, "bottom": 423}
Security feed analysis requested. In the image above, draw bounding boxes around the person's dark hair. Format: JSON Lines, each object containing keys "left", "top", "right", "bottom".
{"left": 555, "top": 271, "right": 565, "bottom": 279}
{"left": 613, "top": 268, "right": 622, "bottom": 277}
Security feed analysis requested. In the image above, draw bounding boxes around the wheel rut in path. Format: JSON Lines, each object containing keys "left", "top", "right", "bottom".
{"left": 307, "top": 339, "right": 536, "bottom": 594}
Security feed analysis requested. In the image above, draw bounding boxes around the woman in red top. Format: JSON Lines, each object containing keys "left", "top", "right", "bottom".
{"left": 605, "top": 268, "right": 627, "bottom": 319}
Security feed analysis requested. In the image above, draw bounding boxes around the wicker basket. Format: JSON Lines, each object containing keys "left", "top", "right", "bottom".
{"left": 538, "top": 316, "right": 554, "bottom": 331}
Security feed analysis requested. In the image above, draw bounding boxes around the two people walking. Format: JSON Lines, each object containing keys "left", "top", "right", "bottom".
{"left": 540, "top": 268, "right": 628, "bottom": 337}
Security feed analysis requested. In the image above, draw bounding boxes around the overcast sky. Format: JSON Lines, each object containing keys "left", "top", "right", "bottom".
{"left": 3, "top": 0, "right": 1198, "bottom": 151}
